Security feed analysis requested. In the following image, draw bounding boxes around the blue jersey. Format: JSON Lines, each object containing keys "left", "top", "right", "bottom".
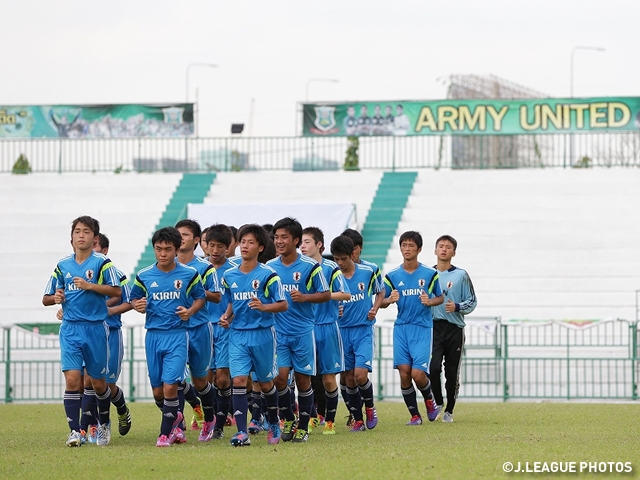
{"left": 184, "top": 256, "right": 220, "bottom": 327}
{"left": 222, "top": 263, "right": 285, "bottom": 330}
{"left": 267, "top": 253, "right": 329, "bottom": 336}
{"left": 384, "top": 263, "right": 442, "bottom": 328}
{"left": 105, "top": 268, "right": 132, "bottom": 328}
{"left": 130, "top": 262, "right": 206, "bottom": 331}
{"left": 314, "top": 258, "right": 349, "bottom": 325}
{"left": 432, "top": 266, "right": 477, "bottom": 327}
{"left": 206, "top": 257, "right": 238, "bottom": 323}
{"left": 45, "top": 252, "right": 119, "bottom": 322}
{"left": 341, "top": 263, "right": 383, "bottom": 328}
{"left": 360, "top": 258, "right": 383, "bottom": 294}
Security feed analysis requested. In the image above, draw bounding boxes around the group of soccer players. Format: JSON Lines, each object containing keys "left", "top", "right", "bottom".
{"left": 43, "top": 214, "right": 477, "bottom": 448}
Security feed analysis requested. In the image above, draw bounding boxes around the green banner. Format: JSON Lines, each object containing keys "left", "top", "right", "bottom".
{"left": 0, "top": 103, "right": 194, "bottom": 138}
{"left": 303, "top": 97, "right": 640, "bottom": 136}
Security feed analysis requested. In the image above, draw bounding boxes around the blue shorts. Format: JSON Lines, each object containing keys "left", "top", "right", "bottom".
{"left": 394, "top": 324, "right": 432, "bottom": 373}
{"left": 229, "top": 327, "right": 277, "bottom": 382}
{"left": 188, "top": 322, "right": 214, "bottom": 379}
{"left": 341, "top": 325, "right": 374, "bottom": 372}
{"left": 106, "top": 327, "right": 124, "bottom": 384}
{"left": 210, "top": 323, "right": 230, "bottom": 370}
{"left": 60, "top": 321, "right": 109, "bottom": 380}
{"left": 315, "top": 322, "right": 344, "bottom": 374}
{"left": 145, "top": 329, "right": 188, "bottom": 388}
{"left": 276, "top": 331, "right": 316, "bottom": 376}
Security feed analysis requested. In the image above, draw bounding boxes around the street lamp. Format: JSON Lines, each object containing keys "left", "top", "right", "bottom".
{"left": 570, "top": 46, "right": 605, "bottom": 97}
{"left": 305, "top": 78, "right": 339, "bottom": 102}
{"left": 186, "top": 63, "right": 217, "bottom": 102}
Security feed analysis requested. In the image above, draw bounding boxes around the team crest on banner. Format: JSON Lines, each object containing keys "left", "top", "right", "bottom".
{"left": 357, "top": 282, "right": 365, "bottom": 291}
{"left": 174, "top": 280, "right": 183, "bottom": 290}
{"left": 418, "top": 279, "right": 425, "bottom": 288}
{"left": 310, "top": 106, "right": 339, "bottom": 135}
{"left": 252, "top": 279, "right": 260, "bottom": 290}
{"left": 85, "top": 270, "right": 94, "bottom": 280}
{"left": 293, "top": 272, "right": 301, "bottom": 282}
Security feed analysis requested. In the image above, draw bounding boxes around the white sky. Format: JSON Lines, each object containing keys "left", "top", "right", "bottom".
{"left": 2, "top": 0, "right": 637, "bottom": 137}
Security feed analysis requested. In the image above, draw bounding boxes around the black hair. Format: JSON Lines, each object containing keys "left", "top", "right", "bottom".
{"left": 302, "top": 226, "right": 324, "bottom": 245}
{"left": 205, "top": 224, "right": 233, "bottom": 247}
{"left": 71, "top": 215, "right": 100, "bottom": 238}
{"left": 262, "top": 223, "right": 273, "bottom": 233}
{"left": 96, "top": 233, "right": 110, "bottom": 250}
{"left": 435, "top": 235, "right": 458, "bottom": 251}
{"left": 237, "top": 224, "right": 270, "bottom": 249}
{"left": 175, "top": 219, "right": 202, "bottom": 241}
{"left": 399, "top": 231, "right": 423, "bottom": 249}
{"left": 258, "top": 238, "right": 277, "bottom": 263}
{"left": 201, "top": 226, "right": 209, "bottom": 241}
{"left": 152, "top": 227, "right": 182, "bottom": 250}
{"left": 273, "top": 217, "right": 303, "bottom": 248}
{"left": 229, "top": 226, "right": 238, "bottom": 241}
{"left": 341, "top": 228, "right": 363, "bottom": 248}
{"left": 330, "top": 235, "right": 355, "bottom": 258}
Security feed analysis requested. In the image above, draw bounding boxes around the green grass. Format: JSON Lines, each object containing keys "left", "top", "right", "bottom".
{"left": 1, "top": 402, "right": 639, "bottom": 479}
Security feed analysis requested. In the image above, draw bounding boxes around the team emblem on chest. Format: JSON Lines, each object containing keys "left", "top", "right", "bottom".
{"left": 447, "top": 281, "right": 453, "bottom": 289}
{"left": 252, "top": 279, "right": 260, "bottom": 290}
{"left": 418, "top": 279, "right": 425, "bottom": 288}
{"left": 293, "top": 272, "right": 301, "bottom": 282}
{"left": 357, "top": 282, "right": 365, "bottom": 291}
{"left": 85, "top": 270, "right": 94, "bottom": 281}
{"left": 174, "top": 280, "right": 183, "bottom": 290}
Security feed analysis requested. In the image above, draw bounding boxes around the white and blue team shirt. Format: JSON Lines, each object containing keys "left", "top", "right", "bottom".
{"left": 267, "top": 253, "right": 329, "bottom": 336}
{"left": 221, "top": 263, "right": 285, "bottom": 330}
{"left": 383, "top": 264, "right": 442, "bottom": 328}
{"left": 341, "top": 263, "right": 383, "bottom": 328}
{"left": 105, "top": 268, "right": 132, "bottom": 329}
{"left": 432, "top": 266, "right": 477, "bottom": 328}
{"left": 206, "top": 257, "right": 238, "bottom": 324}
{"left": 184, "top": 256, "right": 220, "bottom": 328}
{"left": 45, "top": 251, "right": 120, "bottom": 322}
{"left": 130, "top": 262, "right": 206, "bottom": 331}
{"left": 314, "top": 258, "right": 349, "bottom": 325}
{"left": 359, "top": 258, "right": 384, "bottom": 295}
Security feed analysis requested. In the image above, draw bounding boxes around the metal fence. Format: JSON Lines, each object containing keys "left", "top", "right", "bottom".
{"left": 2, "top": 132, "right": 640, "bottom": 173}
{"left": 1, "top": 318, "right": 638, "bottom": 403}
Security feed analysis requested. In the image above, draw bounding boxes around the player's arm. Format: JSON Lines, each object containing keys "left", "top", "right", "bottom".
{"left": 206, "top": 290, "right": 221, "bottom": 304}
{"left": 203, "top": 265, "right": 222, "bottom": 304}
{"left": 43, "top": 268, "right": 63, "bottom": 306}
{"left": 129, "top": 276, "right": 147, "bottom": 314}
{"left": 330, "top": 268, "right": 351, "bottom": 302}
{"left": 220, "top": 304, "right": 234, "bottom": 328}
{"left": 249, "top": 298, "right": 288, "bottom": 313}
{"left": 177, "top": 298, "right": 205, "bottom": 321}
{"left": 176, "top": 272, "right": 206, "bottom": 320}
{"left": 367, "top": 272, "right": 386, "bottom": 319}
{"left": 420, "top": 271, "right": 444, "bottom": 307}
{"left": 380, "top": 275, "right": 399, "bottom": 308}
{"left": 451, "top": 272, "right": 477, "bottom": 314}
{"left": 73, "top": 277, "right": 121, "bottom": 297}
{"left": 291, "top": 265, "right": 331, "bottom": 303}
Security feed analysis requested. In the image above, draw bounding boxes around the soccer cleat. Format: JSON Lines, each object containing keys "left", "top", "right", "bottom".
{"left": 350, "top": 420, "right": 366, "bottom": 432}
{"left": 308, "top": 417, "right": 320, "bottom": 432}
{"left": 118, "top": 407, "right": 132, "bottom": 436}
{"left": 436, "top": 405, "right": 444, "bottom": 421}
{"left": 230, "top": 431, "right": 251, "bottom": 447}
{"left": 199, "top": 420, "right": 216, "bottom": 442}
{"left": 169, "top": 411, "right": 187, "bottom": 444}
{"left": 248, "top": 418, "right": 264, "bottom": 435}
{"left": 365, "top": 407, "right": 378, "bottom": 429}
{"left": 406, "top": 415, "right": 423, "bottom": 426}
{"left": 317, "top": 414, "right": 326, "bottom": 426}
{"left": 345, "top": 413, "right": 355, "bottom": 428}
{"left": 211, "top": 428, "right": 224, "bottom": 439}
{"left": 66, "top": 430, "right": 82, "bottom": 447}
{"left": 281, "top": 419, "right": 298, "bottom": 442}
{"left": 322, "top": 421, "right": 336, "bottom": 435}
{"left": 87, "top": 425, "right": 98, "bottom": 444}
{"left": 292, "top": 428, "right": 309, "bottom": 443}
{"left": 425, "top": 396, "right": 440, "bottom": 422}
{"left": 79, "top": 429, "right": 87, "bottom": 445}
{"left": 96, "top": 422, "right": 111, "bottom": 446}
{"left": 225, "top": 414, "right": 235, "bottom": 427}
{"left": 266, "top": 422, "right": 281, "bottom": 444}
{"left": 443, "top": 412, "right": 454, "bottom": 423}
{"left": 156, "top": 434, "right": 171, "bottom": 447}
{"left": 191, "top": 404, "right": 204, "bottom": 430}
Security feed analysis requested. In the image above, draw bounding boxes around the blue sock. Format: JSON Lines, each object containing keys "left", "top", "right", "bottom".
{"left": 297, "top": 387, "right": 313, "bottom": 431}
{"left": 232, "top": 387, "right": 248, "bottom": 433}
{"left": 111, "top": 386, "right": 128, "bottom": 415}
{"left": 64, "top": 390, "right": 82, "bottom": 432}
{"left": 96, "top": 386, "right": 111, "bottom": 425}
{"left": 358, "top": 379, "right": 375, "bottom": 409}
{"left": 263, "top": 385, "right": 279, "bottom": 425}
{"left": 325, "top": 388, "right": 339, "bottom": 423}
{"left": 197, "top": 383, "right": 216, "bottom": 423}
{"left": 161, "top": 397, "right": 179, "bottom": 437}
{"left": 80, "top": 388, "right": 97, "bottom": 431}
{"left": 278, "top": 386, "right": 295, "bottom": 421}
{"left": 347, "top": 386, "right": 363, "bottom": 422}
{"left": 215, "top": 386, "right": 231, "bottom": 430}
{"left": 402, "top": 385, "right": 420, "bottom": 417}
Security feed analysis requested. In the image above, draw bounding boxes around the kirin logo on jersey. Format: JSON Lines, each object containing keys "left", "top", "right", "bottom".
{"left": 251, "top": 279, "right": 260, "bottom": 290}
{"left": 418, "top": 279, "right": 426, "bottom": 288}
{"left": 174, "top": 280, "right": 183, "bottom": 290}
{"left": 311, "top": 106, "right": 339, "bottom": 135}
{"left": 293, "top": 272, "right": 301, "bottom": 282}
{"left": 85, "top": 269, "right": 94, "bottom": 280}
{"left": 357, "top": 282, "right": 365, "bottom": 291}
{"left": 447, "top": 281, "right": 453, "bottom": 289}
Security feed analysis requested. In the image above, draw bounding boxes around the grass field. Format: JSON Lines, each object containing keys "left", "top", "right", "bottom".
{"left": 1, "top": 401, "right": 638, "bottom": 479}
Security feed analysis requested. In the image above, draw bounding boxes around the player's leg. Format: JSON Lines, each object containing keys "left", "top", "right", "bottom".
{"left": 228, "top": 328, "right": 254, "bottom": 446}
{"left": 156, "top": 330, "right": 188, "bottom": 446}
{"left": 290, "top": 331, "right": 316, "bottom": 442}
{"left": 430, "top": 320, "right": 447, "bottom": 412}
{"left": 251, "top": 326, "right": 281, "bottom": 444}
{"left": 318, "top": 322, "right": 344, "bottom": 434}
{"left": 188, "top": 323, "right": 217, "bottom": 440}
{"left": 80, "top": 370, "right": 98, "bottom": 442}
{"left": 248, "top": 374, "right": 264, "bottom": 433}
{"left": 442, "top": 325, "right": 465, "bottom": 422}
{"left": 353, "top": 325, "right": 377, "bottom": 429}
{"left": 83, "top": 323, "right": 112, "bottom": 445}
{"left": 273, "top": 332, "right": 296, "bottom": 440}
{"left": 410, "top": 325, "right": 439, "bottom": 422}
{"left": 107, "top": 327, "right": 131, "bottom": 436}
{"left": 60, "top": 322, "right": 85, "bottom": 446}
{"left": 212, "top": 324, "right": 232, "bottom": 434}
{"left": 394, "top": 324, "right": 420, "bottom": 423}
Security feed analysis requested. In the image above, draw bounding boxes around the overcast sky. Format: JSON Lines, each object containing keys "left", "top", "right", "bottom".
{"left": 2, "top": 0, "right": 637, "bottom": 137}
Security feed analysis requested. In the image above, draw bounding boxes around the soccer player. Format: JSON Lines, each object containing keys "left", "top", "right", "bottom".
{"left": 268, "top": 217, "right": 330, "bottom": 443}
{"left": 175, "top": 219, "right": 221, "bottom": 442}
{"left": 204, "top": 223, "right": 239, "bottom": 438}
{"left": 219, "top": 224, "right": 288, "bottom": 446}
{"left": 381, "top": 231, "right": 444, "bottom": 425}
{"left": 343, "top": 105, "right": 358, "bottom": 135}
{"left": 226, "top": 226, "right": 238, "bottom": 257}
{"left": 129, "top": 227, "right": 206, "bottom": 447}
{"left": 199, "top": 226, "right": 210, "bottom": 258}
{"left": 430, "top": 235, "right": 477, "bottom": 423}
{"left": 393, "top": 104, "right": 410, "bottom": 135}
{"left": 330, "top": 235, "right": 384, "bottom": 432}
{"left": 300, "top": 227, "right": 351, "bottom": 435}
{"left": 42, "top": 216, "right": 121, "bottom": 447}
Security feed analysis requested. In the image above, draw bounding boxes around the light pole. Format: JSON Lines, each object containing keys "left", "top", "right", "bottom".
{"left": 186, "top": 63, "right": 217, "bottom": 102}
{"left": 569, "top": 47, "right": 604, "bottom": 166}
